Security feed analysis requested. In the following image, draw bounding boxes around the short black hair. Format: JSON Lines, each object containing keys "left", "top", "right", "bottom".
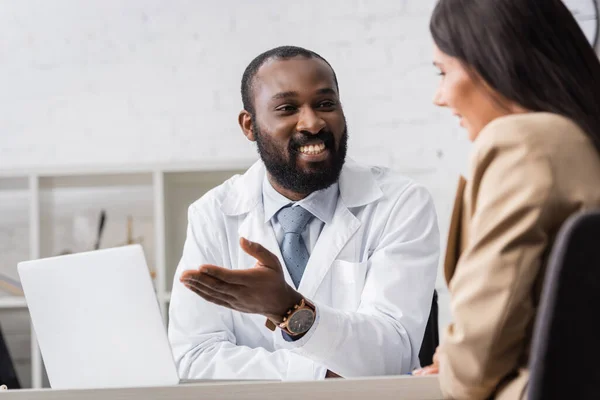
{"left": 241, "top": 46, "right": 339, "bottom": 115}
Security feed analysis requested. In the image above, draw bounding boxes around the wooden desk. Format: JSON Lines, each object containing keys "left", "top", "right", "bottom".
{"left": 1, "top": 375, "right": 442, "bottom": 400}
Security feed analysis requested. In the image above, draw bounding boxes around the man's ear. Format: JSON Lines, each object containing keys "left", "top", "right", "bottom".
{"left": 238, "top": 110, "right": 256, "bottom": 142}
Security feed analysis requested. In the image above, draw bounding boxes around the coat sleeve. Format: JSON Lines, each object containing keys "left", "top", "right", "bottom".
{"left": 168, "top": 204, "right": 327, "bottom": 381}
{"left": 277, "top": 183, "right": 440, "bottom": 377}
{"left": 438, "top": 128, "right": 554, "bottom": 399}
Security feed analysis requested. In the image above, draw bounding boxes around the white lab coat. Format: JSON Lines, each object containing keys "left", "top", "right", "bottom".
{"left": 168, "top": 159, "right": 439, "bottom": 381}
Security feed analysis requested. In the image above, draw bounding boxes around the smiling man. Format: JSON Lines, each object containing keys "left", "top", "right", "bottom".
{"left": 168, "top": 46, "right": 440, "bottom": 381}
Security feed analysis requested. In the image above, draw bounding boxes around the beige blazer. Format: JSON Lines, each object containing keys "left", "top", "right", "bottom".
{"left": 438, "top": 113, "right": 600, "bottom": 400}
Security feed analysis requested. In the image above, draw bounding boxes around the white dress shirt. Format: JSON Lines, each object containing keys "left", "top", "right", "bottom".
{"left": 262, "top": 176, "right": 338, "bottom": 255}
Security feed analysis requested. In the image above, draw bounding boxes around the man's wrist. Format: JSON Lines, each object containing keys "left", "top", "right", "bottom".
{"left": 266, "top": 288, "right": 303, "bottom": 323}
{"left": 279, "top": 297, "right": 316, "bottom": 338}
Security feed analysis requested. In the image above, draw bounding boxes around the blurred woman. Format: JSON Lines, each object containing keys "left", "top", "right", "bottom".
{"left": 415, "top": 0, "right": 600, "bottom": 398}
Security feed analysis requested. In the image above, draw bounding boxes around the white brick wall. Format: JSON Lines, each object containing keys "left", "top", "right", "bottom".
{"left": 0, "top": 0, "right": 469, "bottom": 333}
{"left": 0, "top": 0, "right": 469, "bottom": 172}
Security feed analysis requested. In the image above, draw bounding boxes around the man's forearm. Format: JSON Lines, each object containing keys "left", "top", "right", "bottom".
{"left": 282, "top": 302, "right": 415, "bottom": 377}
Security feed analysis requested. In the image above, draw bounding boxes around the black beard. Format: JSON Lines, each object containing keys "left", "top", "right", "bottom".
{"left": 253, "top": 121, "right": 348, "bottom": 195}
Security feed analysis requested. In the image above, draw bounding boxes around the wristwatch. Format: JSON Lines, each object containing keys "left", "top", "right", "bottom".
{"left": 265, "top": 298, "right": 316, "bottom": 336}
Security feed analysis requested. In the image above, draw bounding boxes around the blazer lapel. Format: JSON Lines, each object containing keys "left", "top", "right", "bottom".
{"left": 298, "top": 200, "right": 361, "bottom": 299}
{"left": 444, "top": 176, "right": 467, "bottom": 284}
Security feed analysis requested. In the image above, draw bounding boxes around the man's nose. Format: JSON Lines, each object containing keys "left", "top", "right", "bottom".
{"left": 296, "top": 106, "right": 326, "bottom": 134}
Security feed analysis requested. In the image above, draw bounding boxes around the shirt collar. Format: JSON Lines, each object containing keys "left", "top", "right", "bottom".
{"left": 262, "top": 176, "right": 339, "bottom": 225}
{"left": 221, "top": 159, "right": 383, "bottom": 216}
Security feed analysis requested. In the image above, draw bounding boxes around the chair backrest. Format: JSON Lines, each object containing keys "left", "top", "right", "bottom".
{"left": 419, "top": 290, "right": 439, "bottom": 367}
{"left": 0, "top": 322, "right": 20, "bottom": 389}
{"left": 528, "top": 210, "right": 600, "bottom": 400}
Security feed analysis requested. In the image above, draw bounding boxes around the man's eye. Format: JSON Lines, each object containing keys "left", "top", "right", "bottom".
{"left": 318, "top": 101, "right": 336, "bottom": 108}
{"left": 276, "top": 105, "right": 296, "bottom": 112}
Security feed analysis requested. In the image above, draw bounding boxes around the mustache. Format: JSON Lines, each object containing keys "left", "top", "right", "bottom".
{"left": 289, "top": 130, "right": 335, "bottom": 150}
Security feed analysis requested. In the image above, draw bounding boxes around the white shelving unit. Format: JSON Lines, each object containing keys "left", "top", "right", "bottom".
{"left": 0, "top": 160, "right": 253, "bottom": 388}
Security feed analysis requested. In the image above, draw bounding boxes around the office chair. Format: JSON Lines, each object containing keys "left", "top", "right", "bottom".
{"left": 0, "top": 322, "right": 20, "bottom": 389}
{"left": 419, "top": 290, "right": 439, "bottom": 367}
{"left": 528, "top": 210, "right": 600, "bottom": 400}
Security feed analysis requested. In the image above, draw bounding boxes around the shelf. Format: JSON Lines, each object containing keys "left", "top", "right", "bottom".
{"left": 38, "top": 173, "right": 156, "bottom": 269}
{"left": 159, "top": 291, "right": 172, "bottom": 304}
{"left": 0, "top": 159, "right": 257, "bottom": 178}
{"left": 164, "top": 169, "right": 246, "bottom": 292}
{"left": 0, "top": 291, "right": 171, "bottom": 309}
{"left": 0, "top": 296, "right": 27, "bottom": 309}
{"left": 0, "top": 176, "right": 30, "bottom": 298}
{"left": 0, "top": 162, "right": 254, "bottom": 389}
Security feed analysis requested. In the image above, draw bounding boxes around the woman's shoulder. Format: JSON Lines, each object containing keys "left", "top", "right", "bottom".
{"left": 473, "top": 112, "right": 590, "bottom": 158}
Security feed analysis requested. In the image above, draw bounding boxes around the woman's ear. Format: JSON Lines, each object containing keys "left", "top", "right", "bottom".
{"left": 238, "top": 110, "right": 256, "bottom": 142}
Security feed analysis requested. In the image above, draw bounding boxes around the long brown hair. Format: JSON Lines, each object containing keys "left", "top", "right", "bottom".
{"left": 430, "top": 0, "right": 600, "bottom": 151}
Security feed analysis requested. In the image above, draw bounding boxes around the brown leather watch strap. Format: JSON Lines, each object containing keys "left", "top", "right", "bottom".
{"left": 265, "top": 298, "right": 314, "bottom": 332}
{"left": 265, "top": 319, "right": 277, "bottom": 331}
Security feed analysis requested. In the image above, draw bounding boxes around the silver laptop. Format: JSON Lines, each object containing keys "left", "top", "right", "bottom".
{"left": 18, "top": 245, "right": 187, "bottom": 389}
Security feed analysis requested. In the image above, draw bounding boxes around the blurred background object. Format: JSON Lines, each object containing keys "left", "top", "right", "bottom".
{"left": 93, "top": 210, "right": 106, "bottom": 251}
{"left": 0, "top": 321, "right": 20, "bottom": 390}
{"left": 564, "top": 0, "right": 599, "bottom": 47}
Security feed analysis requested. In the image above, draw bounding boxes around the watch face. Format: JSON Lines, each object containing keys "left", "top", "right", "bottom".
{"left": 287, "top": 309, "right": 315, "bottom": 335}
{"left": 563, "top": 0, "right": 599, "bottom": 46}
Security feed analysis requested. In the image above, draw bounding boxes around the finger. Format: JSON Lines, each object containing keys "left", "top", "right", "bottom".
{"left": 182, "top": 275, "right": 240, "bottom": 299}
{"left": 412, "top": 365, "right": 438, "bottom": 376}
{"left": 198, "top": 265, "right": 253, "bottom": 285}
{"left": 420, "top": 366, "right": 439, "bottom": 376}
{"left": 181, "top": 265, "right": 251, "bottom": 286}
{"left": 183, "top": 279, "right": 238, "bottom": 306}
{"left": 185, "top": 273, "right": 246, "bottom": 298}
{"left": 432, "top": 349, "right": 440, "bottom": 366}
{"left": 180, "top": 265, "right": 223, "bottom": 281}
{"left": 239, "top": 237, "right": 281, "bottom": 271}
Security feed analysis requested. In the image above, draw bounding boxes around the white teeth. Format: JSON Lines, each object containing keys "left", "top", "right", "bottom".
{"left": 299, "top": 143, "right": 326, "bottom": 155}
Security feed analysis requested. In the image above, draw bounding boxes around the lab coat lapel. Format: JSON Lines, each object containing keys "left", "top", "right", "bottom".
{"left": 237, "top": 202, "right": 295, "bottom": 288}
{"left": 221, "top": 160, "right": 295, "bottom": 288}
{"left": 297, "top": 159, "right": 381, "bottom": 299}
{"left": 298, "top": 199, "right": 361, "bottom": 299}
